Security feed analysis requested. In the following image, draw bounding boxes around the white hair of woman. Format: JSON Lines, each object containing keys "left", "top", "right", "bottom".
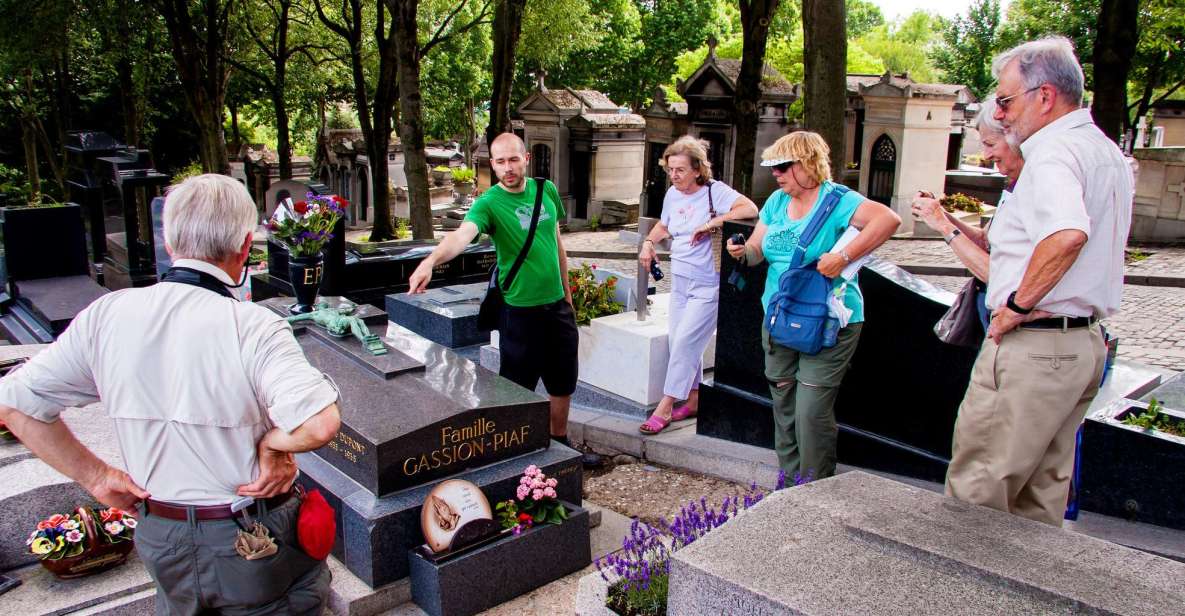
{"left": 163, "top": 173, "right": 258, "bottom": 261}
{"left": 991, "top": 36, "right": 1084, "bottom": 105}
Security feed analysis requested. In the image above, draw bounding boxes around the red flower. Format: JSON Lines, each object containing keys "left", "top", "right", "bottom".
{"left": 332, "top": 195, "right": 348, "bottom": 207}
{"left": 293, "top": 201, "right": 309, "bottom": 215}
{"left": 37, "top": 520, "right": 54, "bottom": 530}
{"left": 100, "top": 508, "right": 125, "bottom": 522}
{"left": 590, "top": 264, "right": 598, "bottom": 270}
{"left": 46, "top": 514, "right": 68, "bottom": 527}
{"left": 517, "top": 512, "right": 532, "bottom": 523}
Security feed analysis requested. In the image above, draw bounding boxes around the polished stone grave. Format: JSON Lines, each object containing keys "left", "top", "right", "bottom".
{"left": 386, "top": 282, "right": 487, "bottom": 349}
{"left": 1081, "top": 373, "right": 1185, "bottom": 530}
{"left": 669, "top": 472, "right": 1185, "bottom": 616}
{"left": 700, "top": 220, "right": 978, "bottom": 482}
{"left": 258, "top": 298, "right": 583, "bottom": 587}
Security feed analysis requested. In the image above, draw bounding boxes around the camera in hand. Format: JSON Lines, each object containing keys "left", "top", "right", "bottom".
{"left": 649, "top": 260, "right": 664, "bottom": 281}
{"left": 726, "top": 233, "right": 749, "bottom": 291}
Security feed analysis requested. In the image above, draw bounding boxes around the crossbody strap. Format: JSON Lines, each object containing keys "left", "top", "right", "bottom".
{"left": 790, "top": 183, "right": 849, "bottom": 269}
{"left": 500, "top": 177, "right": 547, "bottom": 291}
{"left": 707, "top": 180, "right": 716, "bottom": 217}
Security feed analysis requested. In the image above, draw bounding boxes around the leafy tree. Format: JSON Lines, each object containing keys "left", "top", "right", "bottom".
{"left": 846, "top": 0, "right": 884, "bottom": 38}
{"left": 733, "top": 0, "right": 781, "bottom": 195}
{"left": 486, "top": 0, "right": 527, "bottom": 151}
{"left": 856, "top": 12, "right": 944, "bottom": 83}
{"left": 155, "top": 0, "right": 236, "bottom": 175}
{"left": 931, "top": 0, "right": 1001, "bottom": 99}
{"left": 1127, "top": 0, "right": 1185, "bottom": 139}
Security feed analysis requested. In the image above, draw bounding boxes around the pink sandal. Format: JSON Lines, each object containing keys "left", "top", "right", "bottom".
{"left": 639, "top": 414, "right": 671, "bottom": 434}
{"left": 671, "top": 404, "right": 697, "bottom": 421}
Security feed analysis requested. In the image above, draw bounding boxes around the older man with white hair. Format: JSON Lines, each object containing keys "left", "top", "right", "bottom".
{"left": 0, "top": 174, "right": 341, "bottom": 613}
{"left": 944, "top": 37, "right": 1133, "bottom": 526}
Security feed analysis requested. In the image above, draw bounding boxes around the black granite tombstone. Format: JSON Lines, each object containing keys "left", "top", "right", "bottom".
{"left": 97, "top": 151, "right": 169, "bottom": 290}
{"left": 64, "top": 130, "right": 128, "bottom": 277}
{"left": 699, "top": 220, "right": 979, "bottom": 482}
{"left": 256, "top": 297, "right": 583, "bottom": 587}
{"left": 1080, "top": 375, "right": 1185, "bottom": 530}
{"left": 0, "top": 203, "right": 108, "bottom": 343}
{"left": 385, "top": 282, "right": 488, "bottom": 349}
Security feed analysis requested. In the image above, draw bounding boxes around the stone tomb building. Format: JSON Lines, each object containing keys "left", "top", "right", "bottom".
{"left": 642, "top": 62, "right": 974, "bottom": 232}
{"left": 514, "top": 75, "right": 646, "bottom": 224}
{"left": 642, "top": 45, "right": 796, "bottom": 216}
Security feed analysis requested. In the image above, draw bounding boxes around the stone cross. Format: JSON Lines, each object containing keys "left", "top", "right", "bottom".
{"left": 535, "top": 68, "right": 548, "bottom": 93}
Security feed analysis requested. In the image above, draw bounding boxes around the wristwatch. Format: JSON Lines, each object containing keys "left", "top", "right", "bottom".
{"left": 839, "top": 249, "right": 852, "bottom": 264}
{"left": 943, "top": 228, "right": 962, "bottom": 245}
{"left": 1006, "top": 291, "right": 1034, "bottom": 315}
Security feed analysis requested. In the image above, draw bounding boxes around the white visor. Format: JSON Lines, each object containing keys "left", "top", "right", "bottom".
{"left": 760, "top": 158, "right": 794, "bottom": 167}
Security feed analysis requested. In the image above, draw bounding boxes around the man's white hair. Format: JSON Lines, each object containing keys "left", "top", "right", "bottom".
{"left": 163, "top": 174, "right": 257, "bottom": 261}
{"left": 991, "top": 37, "right": 1084, "bottom": 106}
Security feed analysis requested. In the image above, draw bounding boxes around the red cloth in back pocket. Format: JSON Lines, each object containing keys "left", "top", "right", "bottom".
{"left": 297, "top": 489, "right": 335, "bottom": 560}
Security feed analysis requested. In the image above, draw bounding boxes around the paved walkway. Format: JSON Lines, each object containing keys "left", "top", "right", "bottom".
{"left": 565, "top": 230, "right": 1185, "bottom": 373}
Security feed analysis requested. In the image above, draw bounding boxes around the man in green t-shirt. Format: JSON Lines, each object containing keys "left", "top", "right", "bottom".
{"left": 410, "top": 133, "right": 598, "bottom": 466}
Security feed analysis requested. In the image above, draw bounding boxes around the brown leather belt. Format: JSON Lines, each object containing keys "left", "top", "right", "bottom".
{"left": 145, "top": 491, "right": 294, "bottom": 521}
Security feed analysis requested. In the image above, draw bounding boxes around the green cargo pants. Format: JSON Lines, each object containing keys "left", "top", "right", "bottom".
{"left": 761, "top": 322, "right": 862, "bottom": 481}
{"left": 134, "top": 497, "right": 330, "bottom": 615}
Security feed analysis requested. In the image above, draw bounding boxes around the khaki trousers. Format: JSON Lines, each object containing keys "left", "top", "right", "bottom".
{"left": 945, "top": 324, "right": 1105, "bottom": 526}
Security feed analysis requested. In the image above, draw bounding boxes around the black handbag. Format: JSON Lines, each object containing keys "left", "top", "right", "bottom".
{"left": 934, "top": 277, "right": 985, "bottom": 347}
{"left": 476, "top": 178, "right": 546, "bottom": 332}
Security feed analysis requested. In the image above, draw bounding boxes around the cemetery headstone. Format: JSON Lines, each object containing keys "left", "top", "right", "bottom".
{"left": 255, "top": 298, "right": 585, "bottom": 587}
{"left": 97, "top": 151, "right": 169, "bottom": 290}
{"left": 668, "top": 471, "right": 1185, "bottom": 615}
{"left": 386, "top": 282, "right": 488, "bottom": 349}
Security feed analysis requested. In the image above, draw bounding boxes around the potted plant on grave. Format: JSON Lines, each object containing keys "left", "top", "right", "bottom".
{"left": 495, "top": 464, "right": 568, "bottom": 534}
{"left": 28, "top": 507, "right": 137, "bottom": 579}
{"left": 568, "top": 264, "right": 624, "bottom": 327}
{"left": 266, "top": 192, "right": 346, "bottom": 314}
{"left": 450, "top": 166, "right": 476, "bottom": 197}
{"left": 1121, "top": 399, "right": 1185, "bottom": 437}
{"left": 431, "top": 165, "right": 451, "bottom": 187}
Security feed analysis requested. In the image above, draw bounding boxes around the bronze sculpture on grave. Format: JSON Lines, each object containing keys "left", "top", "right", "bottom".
{"left": 286, "top": 301, "right": 388, "bottom": 356}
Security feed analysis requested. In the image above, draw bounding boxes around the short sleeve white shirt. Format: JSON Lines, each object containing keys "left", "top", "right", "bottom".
{"left": 985, "top": 109, "right": 1133, "bottom": 317}
{"left": 660, "top": 181, "right": 741, "bottom": 283}
{"left": 0, "top": 259, "right": 340, "bottom": 505}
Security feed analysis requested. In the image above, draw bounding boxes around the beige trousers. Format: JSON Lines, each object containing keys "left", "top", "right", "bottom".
{"left": 945, "top": 323, "right": 1106, "bottom": 526}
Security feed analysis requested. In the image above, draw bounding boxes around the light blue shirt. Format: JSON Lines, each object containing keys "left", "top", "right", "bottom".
{"left": 759, "top": 181, "right": 866, "bottom": 322}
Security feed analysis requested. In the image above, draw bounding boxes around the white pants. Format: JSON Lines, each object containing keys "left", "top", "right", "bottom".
{"left": 664, "top": 275, "right": 719, "bottom": 399}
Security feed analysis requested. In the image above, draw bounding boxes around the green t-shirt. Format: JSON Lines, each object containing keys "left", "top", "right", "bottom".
{"left": 464, "top": 179, "right": 567, "bottom": 307}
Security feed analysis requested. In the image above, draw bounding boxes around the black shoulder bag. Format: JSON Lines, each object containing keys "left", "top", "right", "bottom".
{"left": 476, "top": 178, "right": 546, "bottom": 332}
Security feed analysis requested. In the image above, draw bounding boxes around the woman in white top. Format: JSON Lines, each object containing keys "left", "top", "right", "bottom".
{"left": 912, "top": 99, "right": 1025, "bottom": 329}
{"left": 637, "top": 136, "right": 758, "bottom": 434}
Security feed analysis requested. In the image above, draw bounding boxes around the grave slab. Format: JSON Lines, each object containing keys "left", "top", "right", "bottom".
{"left": 669, "top": 471, "right": 1185, "bottom": 616}
{"left": 385, "top": 283, "right": 488, "bottom": 348}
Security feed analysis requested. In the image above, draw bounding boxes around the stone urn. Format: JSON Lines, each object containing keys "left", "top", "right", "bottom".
{"left": 288, "top": 253, "right": 324, "bottom": 314}
{"left": 431, "top": 168, "right": 451, "bottom": 187}
{"left": 454, "top": 181, "right": 475, "bottom": 198}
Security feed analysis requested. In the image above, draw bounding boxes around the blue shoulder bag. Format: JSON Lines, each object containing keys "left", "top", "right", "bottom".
{"left": 765, "top": 184, "right": 849, "bottom": 355}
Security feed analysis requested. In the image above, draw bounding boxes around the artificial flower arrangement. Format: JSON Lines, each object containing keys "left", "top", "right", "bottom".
{"left": 27, "top": 507, "right": 137, "bottom": 578}
{"left": 495, "top": 464, "right": 567, "bottom": 535}
{"left": 266, "top": 192, "right": 347, "bottom": 257}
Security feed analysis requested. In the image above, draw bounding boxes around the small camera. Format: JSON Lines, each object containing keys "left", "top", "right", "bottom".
{"left": 728, "top": 232, "right": 746, "bottom": 246}
{"left": 650, "top": 260, "right": 664, "bottom": 281}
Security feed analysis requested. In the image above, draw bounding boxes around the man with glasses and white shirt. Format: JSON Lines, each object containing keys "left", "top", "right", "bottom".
{"left": 944, "top": 37, "right": 1132, "bottom": 526}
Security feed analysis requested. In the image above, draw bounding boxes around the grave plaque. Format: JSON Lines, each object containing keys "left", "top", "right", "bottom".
{"left": 386, "top": 283, "right": 488, "bottom": 348}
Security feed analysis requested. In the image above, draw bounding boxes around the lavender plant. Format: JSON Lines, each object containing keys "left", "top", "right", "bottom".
{"left": 598, "top": 470, "right": 807, "bottom": 616}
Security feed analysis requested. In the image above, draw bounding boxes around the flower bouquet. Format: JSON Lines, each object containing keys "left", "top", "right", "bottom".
{"left": 266, "top": 192, "right": 347, "bottom": 258}
{"left": 28, "top": 507, "right": 137, "bottom": 579}
{"left": 267, "top": 192, "right": 347, "bottom": 313}
{"left": 495, "top": 464, "right": 568, "bottom": 535}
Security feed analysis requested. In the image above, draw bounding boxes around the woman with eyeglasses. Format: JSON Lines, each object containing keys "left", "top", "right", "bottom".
{"left": 725, "top": 131, "right": 900, "bottom": 480}
{"left": 637, "top": 136, "right": 758, "bottom": 435}
{"left": 911, "top": 99, "right": 1025, "bottom": 332}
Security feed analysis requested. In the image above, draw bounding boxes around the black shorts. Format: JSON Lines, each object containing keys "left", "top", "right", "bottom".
{"left": 498, "top": 299, "right": 579, "bottom": 397}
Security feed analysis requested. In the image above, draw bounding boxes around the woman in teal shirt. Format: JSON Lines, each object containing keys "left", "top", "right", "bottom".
{"left": 726, "top": 131, "right": 900, "bottom": 480}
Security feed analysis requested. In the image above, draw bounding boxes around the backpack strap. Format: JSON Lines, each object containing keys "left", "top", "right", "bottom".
{"left": 790, "top": 183, "right": 849, "bottom": 269}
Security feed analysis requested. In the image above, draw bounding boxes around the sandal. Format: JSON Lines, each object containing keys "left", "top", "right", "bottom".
{"left": 638, "top": 414, "right": 671, "bottom": 435}
{"left": 671, "top": 404, "right": 697, "bottom": 421}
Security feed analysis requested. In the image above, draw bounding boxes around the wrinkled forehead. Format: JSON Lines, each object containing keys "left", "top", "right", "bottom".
{"left": 994, "top": 59, "right": 1023, "bottom": 94}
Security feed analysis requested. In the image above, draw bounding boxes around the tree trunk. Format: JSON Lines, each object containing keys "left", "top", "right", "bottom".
{"left": 485, "top": 0, "right": 527, "bottom": 151}
{"left": 465, "top": 98, "right": 475, "bottom": 168}
{"left": 803, "top": 0, "right": 848, "bottom": 185}
{"left": 117, "top": 55, "right": 141, "bottom": 147}
{"left": 275, "top": 88, "right": 292, "bottom": 179}
{"left": 20, "top": 117, "right": 41, "bottom": 204}
{"left": 391, "top": 0, "right": 433, "bottom": 241}
{"left": 733, "top": 0, "right": 780, "bottom": 196}
{"left": 1092, "top": 0, "right": 1139, "bottom": 146}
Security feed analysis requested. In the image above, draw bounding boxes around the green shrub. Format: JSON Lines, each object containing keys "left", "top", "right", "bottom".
{"left": 450, "top": 166, "right": 475, "bottom": 183}
{"left": 172, "top": 160, "right": 204, "bottom": 183}
{"left": 0, "top": 164, "right": 33, "bottom": 204}
{"left": 588, "top": 215, "right": 600, "bottom": 232}
{"left": 940, "top": 193, "right": 983, "bottom": 214}
{"left": 567, "top": 264, "right": 622, "bottom": 325}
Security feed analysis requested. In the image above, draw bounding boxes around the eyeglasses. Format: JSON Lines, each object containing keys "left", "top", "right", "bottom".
{"left": 772, "top": 161, "right": 794, "bottom": 173}
{"left": 995, "top": 86, "right": 1041, "bottom": 111}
